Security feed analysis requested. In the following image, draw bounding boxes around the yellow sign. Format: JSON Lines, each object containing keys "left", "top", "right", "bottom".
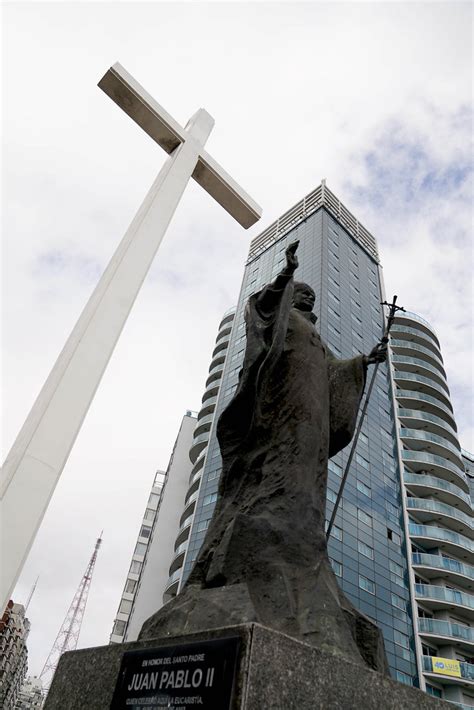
{"left": 432, "top": 657, "right": 461, "bottom": 678}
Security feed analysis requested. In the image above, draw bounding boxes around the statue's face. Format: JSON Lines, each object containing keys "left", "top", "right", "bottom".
{"left": 293, "top": 284, "right": 316, "bottom": 312}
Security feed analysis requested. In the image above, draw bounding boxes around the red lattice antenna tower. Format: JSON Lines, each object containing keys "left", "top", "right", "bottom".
{"left": 40, "top": 533, "right": 103, "bottom": 692}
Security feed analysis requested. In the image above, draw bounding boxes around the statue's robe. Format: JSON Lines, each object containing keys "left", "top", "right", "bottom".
{"left": 140, "top": 270, "right": 389, "bottom": 673}
{"left": 187, "top": 269, "right": 366, "bottom": 588}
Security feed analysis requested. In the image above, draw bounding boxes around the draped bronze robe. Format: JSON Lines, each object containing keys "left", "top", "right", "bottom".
{"left": 187, "top": 269, "right": 367, "bottom": 589}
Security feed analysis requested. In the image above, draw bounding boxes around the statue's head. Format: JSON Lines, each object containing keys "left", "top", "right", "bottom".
{"left": 293, "top": 282, "right": 316, "bottom": 312}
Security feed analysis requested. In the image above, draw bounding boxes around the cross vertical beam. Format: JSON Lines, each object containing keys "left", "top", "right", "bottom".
{"left": 1, "top": 63, "right": 262, "bottom": 610}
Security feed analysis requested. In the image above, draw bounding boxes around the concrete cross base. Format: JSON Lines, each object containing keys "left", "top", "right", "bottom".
{"left": 45, "top": 623, "right": 451, "bottom": 710}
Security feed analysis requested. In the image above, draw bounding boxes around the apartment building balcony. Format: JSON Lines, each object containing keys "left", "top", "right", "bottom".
{"left": 404, "top": 473, "right": 472, "bottom": 515}
{"left": 193, "top": 413, "right": 214, "bottom": 439}
{"left": 419, "top": 618, "right": 474, "bottom": 653}
{"left": 407, "top": 498, "right": 474, "bottom": 538}
{"left": 402, "top": 451, "right": 468, "bottom": 492}
{"left": 197, "top": 395, "right": 218, "bottom": 419}
{"left": 390, "top": 338, "right": 446, "bottom": 375}
{"left": 422, "top": 655, "right": 474, "bottom": 689}
{"left": 401, "top": 429, "right": 464, "bottom": 469}
{"left": 397, "top": 408, "right": 460, "bottom": 448}
{"left": 396, "top": 390, "right": 457, "bottom": 429}
{"left": 415, "top": 584, "right": 474, "bottom": 621}
{"left": 205, "top": 362, "right": 225, "bottom": 388}
{"left": 168, "top": 540, "right": 188, "bottom": 576}
{"left": 390, "top": 324, "right": 441, "bottom": 356}
{"left": 392, "top": 354, "right": 449, "bottom": 392}
{"left": 189, "top": 451, "right": 206, "bottom": 487}
{"left": 393, "top": 370, "right": 452, "bottom": 409}
{"left": 412, "top": 553, "right": 474, "bottom": 591}
{"left": 409, "top": 524, "right": 474, "bottom": 563}
{"left": 212, "top": 334, "right": 231, "bottom": 359}
{"left": 163, "top": 568, "right": 181, "bottom": 597}
{"left": 189, "top": 431, "right": 210, "bottom": 464}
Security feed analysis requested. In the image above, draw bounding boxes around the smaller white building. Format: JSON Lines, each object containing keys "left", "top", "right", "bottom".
{"left": 110, "top": 411, "right": 196, "bottom": 643}
{"left": 15, "top": 676, "right": 44, "bottom": 709}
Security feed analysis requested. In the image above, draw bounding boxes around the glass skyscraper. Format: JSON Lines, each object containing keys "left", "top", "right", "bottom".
{"left": 160, "top": 182, "right": 472, "bottom": 706}
{"left": 167, "top": 181, "right": 417, "bottom": 683}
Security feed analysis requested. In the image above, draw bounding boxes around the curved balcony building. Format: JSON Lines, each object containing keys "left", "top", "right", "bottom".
{"left": 391, "top": 311, "right": 474, "bottom": 707}
{"left": 163, "top": 308, "right": 236, "bottom": 601}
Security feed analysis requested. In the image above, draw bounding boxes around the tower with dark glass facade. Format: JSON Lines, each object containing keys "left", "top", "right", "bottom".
{"left": 165, "top": 181, "right": 418, "bottom": 685}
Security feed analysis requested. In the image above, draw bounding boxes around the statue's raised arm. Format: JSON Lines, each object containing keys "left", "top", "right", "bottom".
{"left": 256, "top": 240, "right": 299, "bottom": 316}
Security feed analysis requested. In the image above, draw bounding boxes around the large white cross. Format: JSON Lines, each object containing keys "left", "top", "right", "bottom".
{"left": 1, "top": 63, "right": 261, "bottom": 610}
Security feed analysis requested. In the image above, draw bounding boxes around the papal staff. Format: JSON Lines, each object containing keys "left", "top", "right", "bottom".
{"left": 326, "top": 295, "right": 405, "bottom": 540}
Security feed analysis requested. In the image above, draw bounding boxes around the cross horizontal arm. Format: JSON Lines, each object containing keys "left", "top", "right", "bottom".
{"left": 194, "top": 152, "right": 262, "bottom": 228}
{"left": 99, "top": 62, "right": 262, "bottom": 229}
{"left": 98, "top": 62, "right": 185, "bottom": 154}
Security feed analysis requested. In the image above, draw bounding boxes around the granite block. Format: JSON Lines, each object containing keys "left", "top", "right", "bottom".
{"left": 45, "top": 623, "right": 452, "bottom": 710}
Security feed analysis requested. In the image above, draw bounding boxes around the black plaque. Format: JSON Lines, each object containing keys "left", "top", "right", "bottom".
{"left": 111, "top": 636, "right": 241, "bottom": 710}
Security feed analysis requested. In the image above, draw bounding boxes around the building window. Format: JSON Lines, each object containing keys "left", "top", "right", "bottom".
{"left": 329, "top": 291, "right": 340, "bottom": 304}
{"left": 134, "top": 542, "right": 147, "bottom": 557}
{"left": 396, "top": 671, "right": 412, "bottom": 686}
{"left": 197, "top": 519, "right": 210, "bottom": 532}
{"left": 125, "top": 579, "right": 137, "bottom": 595}
{"left": 130, "top": 561, "right": 142, "bottom": 575}
{"left": 382, "top": 450, "right": 396, "bottom": 473}
{"left": 387, "top": 528, "right": 401, "bottom": 545}
{"left": 147, "top": 493, "right": 159, "bottom": 508}
{"left": 426, "top": 685, "right": 442, "bottom": 698}
{"left": 355, "top": 453, "right": 370, "bottom": 470}
{"left": 139, "top": 525, "right": 151, "bottom": 539}
{"left": 203, "top": 492, "right": 218, "bottom": 506}
{"left": 328, "top": 460, "right": 342, "bottom": 477}
{"left": 394, "top": 630, "right": 410, "bottom": 650}
{"left": 391, "top": 593, "right": 405, "bottom": 610}
{"left": 113, "top": 620, "right": 126, "bottom": 637}
{"left": 327, "top": 488, "right": 337, "bottom": 503}
{"left": 356, "top": 480, "right": 371, "bottom": 497}
{"left": 329, "top": 343, "right": 342, "bottom": 357}
{"left": 357, "top": 509, "right": 372, "bottom": 527}
{"left": 328, "top": 323, "right": 340, "bottom": 336}
{"left": 358, "top": 541, "right": 374, "bottom": 560}
{"left": 359, "top": 575, "right": 375, "bottom": 594}
{"left": 390, "top": 560, "right": 404, "bottom": 585}
{"left": 144, "top": 508, "right": 155, "bottom": 522}
{"left": 386, "top": 501, "right": 399, "bottom": 523}
{"left": 359, "top": 432, "right": 368, "bottom": 445}
{"left": 331, "top": 559, "right": 342, "bottom": 577}
{"left": 332, "top": 525, "right": 343, "bottom": 541}
{"left": 119, "top": 599, "right": 132, "bottom": 614}
{"left": 328, "top": 305, "right": 340, "bottom": 319}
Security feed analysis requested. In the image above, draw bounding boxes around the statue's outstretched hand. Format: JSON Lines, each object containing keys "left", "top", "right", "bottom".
{"left": 285, "top": 241, "right": 299, "bottom": 274}
{"left": 365, "top": 341, "right": 388, "bottom": 365}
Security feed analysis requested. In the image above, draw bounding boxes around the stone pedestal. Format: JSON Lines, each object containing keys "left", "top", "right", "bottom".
{"left": 45, "top": 623, "right": 451, "bottom": 710}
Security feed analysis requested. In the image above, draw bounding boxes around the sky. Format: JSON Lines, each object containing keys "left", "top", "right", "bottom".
{"left": 2, "top": 0, "right": 473, "bottom": 681}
